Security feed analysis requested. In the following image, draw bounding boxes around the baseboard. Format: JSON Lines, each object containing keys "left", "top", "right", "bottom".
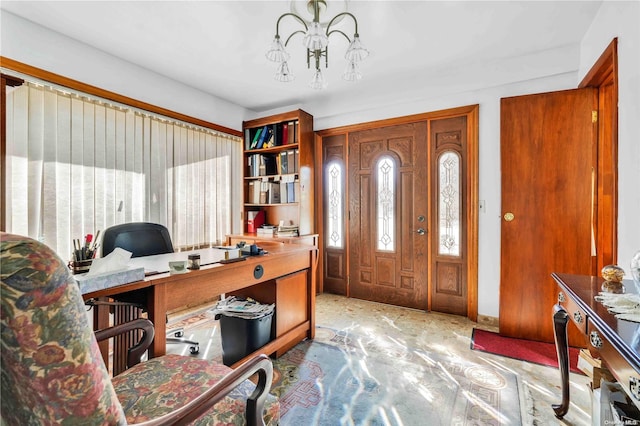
{"left": 477, "top": 314, "right": 499, "bottom": 328}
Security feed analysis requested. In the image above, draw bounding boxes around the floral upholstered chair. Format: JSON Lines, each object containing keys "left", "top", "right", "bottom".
{"left": 1, "top": 233, "right": 280, "bottom": 425}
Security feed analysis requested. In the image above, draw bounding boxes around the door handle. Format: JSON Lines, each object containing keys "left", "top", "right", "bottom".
{"left": 414, "top": 228, "right": 426, "bottom": 235}
{"left": 503, "top": 212, "right": 515, "bottom": 222}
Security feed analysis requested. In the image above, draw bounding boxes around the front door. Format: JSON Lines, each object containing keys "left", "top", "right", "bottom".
{"left": 348, "top": 123, "right": 429, "bottom": 309}
{"left": 499, "top": 88, "right": 597, "bottom": 343}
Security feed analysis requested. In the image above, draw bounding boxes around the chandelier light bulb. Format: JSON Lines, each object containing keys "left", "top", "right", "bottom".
{"left": 303, "top": 22, "right": 329, "bottom": 51}
{"left": 274, "top": 61, "right": 295, "bottom": 82}
{"left": 266, "top": 36, "right": 290, "bottom": 62}
{"left": 309, "top": 68, "right": 327, "bottom": 90}
{"left": 345, "top": 34, "right": 369, "bottom": 63}
{"left": 342, "top": 61, "right": 362, "bottom": 81}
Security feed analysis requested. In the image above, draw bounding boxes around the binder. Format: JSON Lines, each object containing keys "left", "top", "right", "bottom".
{"left": 267, "top": 182, "right": 281, "bottom": 204}
{"left": 247, "top": 210, "right": 265, "bottom": 233}
{"left": 287, "top": 150, "right": 296, "bottom": 173}
{"left": 287, "top": 181, "right": 295, "bottom": 203}
{"left": 280, "top": 181, "right": 288, "bottom": 203}
{"left": 279, "top": 151, "right": 288, "bottom": 175}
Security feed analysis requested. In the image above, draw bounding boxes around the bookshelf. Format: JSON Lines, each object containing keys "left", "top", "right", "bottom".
{"left": 238, "top": 109, "right": 315, "bottom": 243}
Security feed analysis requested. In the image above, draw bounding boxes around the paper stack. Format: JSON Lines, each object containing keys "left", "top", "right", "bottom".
{"left": 212, "top": 296, "right": 275, "bottom": 319}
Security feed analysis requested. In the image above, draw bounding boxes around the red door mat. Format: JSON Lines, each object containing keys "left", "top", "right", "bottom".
{"left": 471, "top": 328, "right": 583, "bottom": 374}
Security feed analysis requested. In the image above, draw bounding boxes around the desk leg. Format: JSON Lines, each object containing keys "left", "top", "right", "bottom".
{"left": 552, "top": 304, "right": 570, "bottom": 418}
{"left": 147, "top": 283, "right": 167, "bottom": 358}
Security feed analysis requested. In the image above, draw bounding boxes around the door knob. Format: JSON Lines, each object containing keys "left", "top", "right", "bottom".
{"left": 503, "top": 212, "right": 515, "bottom": 222}
{"left": 415, "top": 228, "right": 426, "bottom": 235}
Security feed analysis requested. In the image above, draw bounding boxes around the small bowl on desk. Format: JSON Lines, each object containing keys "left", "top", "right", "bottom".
{"left": 169, "top": 260, "right": 188, "bottom": 275}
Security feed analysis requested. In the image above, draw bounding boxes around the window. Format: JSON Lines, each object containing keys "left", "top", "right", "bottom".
{"left": 438, "top": 151, "right": 461, "bottom": 256}
{"left": 5, "top": 82, "right": 241, "bottom": 257}
{"left": 326, "top": 161, "right": 344, "bottom": 248}
{"left": 376, "top": 156, "right": 395, "bottom": 251}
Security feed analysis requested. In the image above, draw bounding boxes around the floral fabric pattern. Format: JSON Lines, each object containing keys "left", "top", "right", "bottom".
{"left": 112, "top": 354, "right": 280, "bottom": 425}
{"left": 1, "top": 233, "right": 125, "bottom": 424}
{"left": 1, "top": 233, "right": 279, "bottom": 425}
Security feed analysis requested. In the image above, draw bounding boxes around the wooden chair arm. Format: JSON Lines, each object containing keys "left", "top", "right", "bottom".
{"left": 94, "top": 318, "right": 155, "bottom": 369}
{"left": 133, "top": 353, "right": 274, "bottom": 426}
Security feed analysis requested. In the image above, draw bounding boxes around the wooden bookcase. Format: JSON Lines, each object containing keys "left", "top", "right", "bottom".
{"left": 240, "top": 109, "right": 314, "bottom": 241}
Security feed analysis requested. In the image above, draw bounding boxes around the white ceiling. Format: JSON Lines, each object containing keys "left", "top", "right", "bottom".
{"left": 1, "top": 1, "right": 603, "bottom": 116}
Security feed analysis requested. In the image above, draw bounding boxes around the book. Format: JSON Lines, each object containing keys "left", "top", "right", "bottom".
{"left": 256, "top": 125, "right": 270, "bottom": 149}
{"left": 287, "top": 121, "right": 295, "bottom": 145}
{"left": 281, "top": 122, "right": 289, "bottom": 145}
{"left": 264, "top": 126, "right": 275, "bottom": 148}
{"left": 263, "top": 154, "right": 277, "bottom": 176}
{"left": 250, "top": 127, "right": 262, "bottom": 149}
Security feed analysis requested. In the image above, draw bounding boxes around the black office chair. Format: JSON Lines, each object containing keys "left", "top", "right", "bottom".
{"left": 101, "top": 222, "right": 200, "bottom": 355}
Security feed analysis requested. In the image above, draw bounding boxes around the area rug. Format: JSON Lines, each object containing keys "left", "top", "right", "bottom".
{"left": 270, "top": 327, "right": 523, "bottom": 425}
{"left": 470, "top": 328, "right": 582, "bottom": 374}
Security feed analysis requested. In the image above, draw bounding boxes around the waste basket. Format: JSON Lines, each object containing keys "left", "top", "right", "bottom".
{"left": 214, "top": 296, "right": 275, "bottom": 366}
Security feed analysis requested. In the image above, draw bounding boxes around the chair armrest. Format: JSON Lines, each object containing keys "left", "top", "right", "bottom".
{"left": 94, "top": 318, "right": 155, "bottom": 369}
{"left": 132, "top": 353, "right": 274, "bottom": 426}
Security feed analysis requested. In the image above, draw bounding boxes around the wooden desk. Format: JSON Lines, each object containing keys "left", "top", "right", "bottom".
{"left": 83, "top": 244, "right": 317, "bottom": 370}
{"left": 551, "top": 273, "right": 640, "bottom": 418}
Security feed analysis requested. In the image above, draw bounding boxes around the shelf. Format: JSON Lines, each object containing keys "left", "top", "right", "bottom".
{"left": 242, "top": 109, "right": 314, "bottom": 236}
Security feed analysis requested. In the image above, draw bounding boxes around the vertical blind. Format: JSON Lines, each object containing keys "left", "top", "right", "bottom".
{"left": 5, "top": 82, "right": 242, "bottom": 259}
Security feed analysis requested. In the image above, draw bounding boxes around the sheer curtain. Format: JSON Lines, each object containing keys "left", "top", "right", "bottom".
{"left": 5, "top": 82, "right": 242, "bottom": 258}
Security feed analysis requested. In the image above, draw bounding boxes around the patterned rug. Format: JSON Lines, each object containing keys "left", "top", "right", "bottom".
{"left": 270, "top": 327, "right": 523, "bottom": 425}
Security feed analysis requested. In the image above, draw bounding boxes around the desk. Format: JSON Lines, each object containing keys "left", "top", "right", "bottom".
{"left": 83, "top": 244, "right": 317, "bottom": 371}
{"left": 551, "top": 273, "right": 640, "bottom": 418}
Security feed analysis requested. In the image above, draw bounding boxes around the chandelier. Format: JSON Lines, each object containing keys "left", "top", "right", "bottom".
{"left": 266, "top": 0, "right": 369, "bottom": 89}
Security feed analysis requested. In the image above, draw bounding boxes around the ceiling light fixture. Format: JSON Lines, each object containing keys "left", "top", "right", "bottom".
{"left": 266, "top": 0, "right": 369, "bottom": 89}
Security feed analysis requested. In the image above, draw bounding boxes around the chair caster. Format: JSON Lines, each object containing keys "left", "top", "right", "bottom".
{"left": 174, "top": 330, "right": 184, "bottom": 337}
{"left": 190, "top": 345, "right": 200, "bottom": 355}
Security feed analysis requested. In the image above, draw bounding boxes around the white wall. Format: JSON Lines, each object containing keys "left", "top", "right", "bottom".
{"left": 0, "top": 12, "right": 248, "bottom": 132}
{"left": 578, "top": 1, "right": 640, "bottom": 279}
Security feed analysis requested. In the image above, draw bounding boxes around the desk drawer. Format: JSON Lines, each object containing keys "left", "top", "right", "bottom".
{"left": 588, "top": 322, "right": 640, "bottom": 409}
{"left": 558, "top": 288, "right": 588, "bottom": 334}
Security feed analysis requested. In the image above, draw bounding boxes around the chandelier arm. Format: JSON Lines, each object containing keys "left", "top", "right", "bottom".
{"left": 284, "top": 30, "right": 307, "bottom": 46}
{"left": 326, "top": 29, "right": 352, "bottom": 43}
{"left": 275, "top": 12, "right": 308, "bottom": 36}
{"left": 325, "top": 12, "right": 360, "bottom": 35}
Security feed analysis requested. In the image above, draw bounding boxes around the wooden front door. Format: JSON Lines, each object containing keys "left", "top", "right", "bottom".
{"left": 500, "top": 88, "right": 597, "bottom": 343}
{"left": 348, "top": 123, "right": 429, "bottom": 309}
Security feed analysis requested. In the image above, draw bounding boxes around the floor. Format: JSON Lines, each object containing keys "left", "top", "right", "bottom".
{"left": 166, "top": 293, "right": 593, "bottom": 425}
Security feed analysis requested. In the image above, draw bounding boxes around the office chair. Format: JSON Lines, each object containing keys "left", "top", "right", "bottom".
{"left": 102, "top": 222, "right": 200, "bottom": 355}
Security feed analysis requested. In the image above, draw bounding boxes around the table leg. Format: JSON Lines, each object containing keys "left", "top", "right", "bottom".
{"left": 552, "top": 303, "right": 570, "bottom": 418}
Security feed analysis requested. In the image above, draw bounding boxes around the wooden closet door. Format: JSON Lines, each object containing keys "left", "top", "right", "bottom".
{"left": 500, "top": 88, "right": 597, "bottom": 344}
{"left": 348, "top": 123, "right": 429, "bottom": 310}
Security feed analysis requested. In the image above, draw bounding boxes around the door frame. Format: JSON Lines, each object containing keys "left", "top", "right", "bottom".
{"left": 579, "top": 38, "right": 618, "bottom": 271}
{"left": 315, "top": 105, "right": 479, "bottom": 320}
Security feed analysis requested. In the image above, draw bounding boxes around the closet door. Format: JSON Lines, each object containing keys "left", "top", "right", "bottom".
{"left": 348, "top": 123, "right": 429, "bottom": 310}
{"left": 500, "top": 88, "right": 597, "bottom": 344}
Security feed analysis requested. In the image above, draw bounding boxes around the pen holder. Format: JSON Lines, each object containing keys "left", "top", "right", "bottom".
{"left": 69, "top": 259, "right": 93, "bottom": 275}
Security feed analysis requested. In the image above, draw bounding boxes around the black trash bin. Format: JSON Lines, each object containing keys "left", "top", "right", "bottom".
{"left": 217, "top": 306, "right": 274, "bottom": 366}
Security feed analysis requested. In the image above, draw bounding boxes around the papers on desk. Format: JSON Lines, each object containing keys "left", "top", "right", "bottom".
{"left": 212, "top": 296, "right": 275, "bottom": 319}
{"left": 595, "top": 292, "right": 640, "bottom": 323}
